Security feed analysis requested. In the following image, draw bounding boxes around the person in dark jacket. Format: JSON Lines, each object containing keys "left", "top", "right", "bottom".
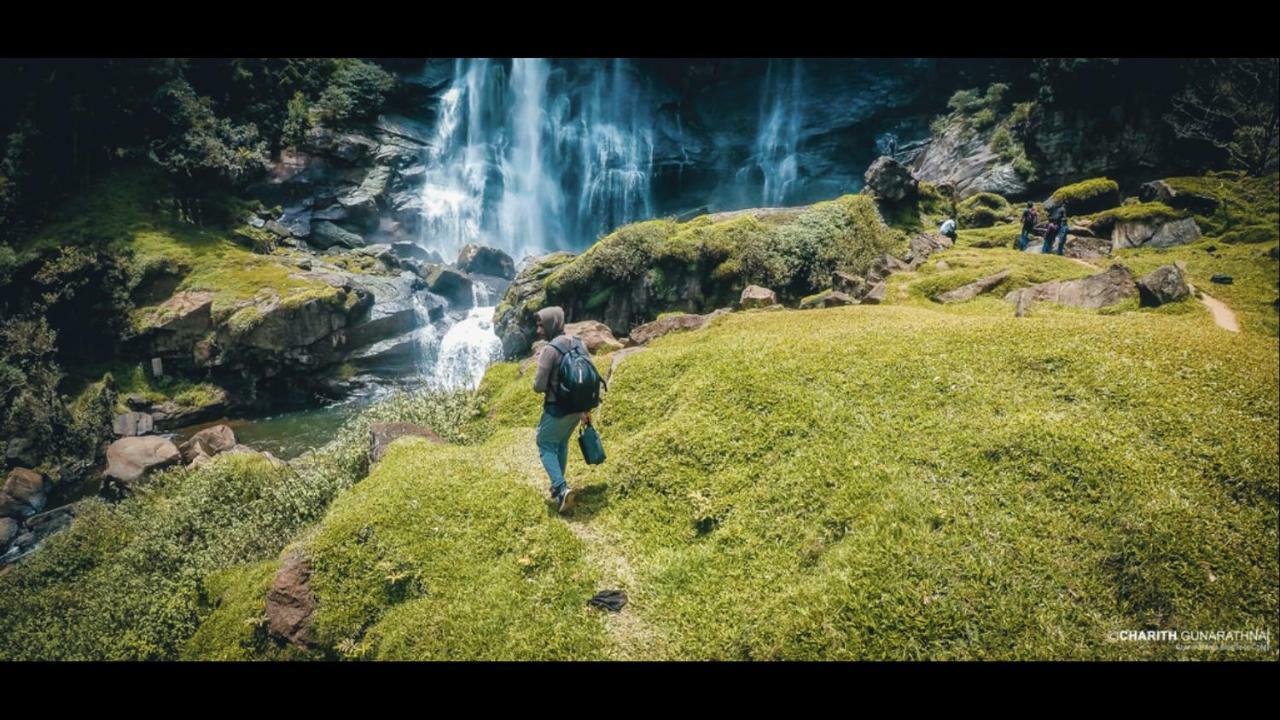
{"left": 531, "top": 306, "right": 586, "bottom": 513}
{"left": 1018, "top": 203, "right": 1038, "bottom": 251}
{"left": 1042, "top": 219, "right": 1059, "bottom": 254}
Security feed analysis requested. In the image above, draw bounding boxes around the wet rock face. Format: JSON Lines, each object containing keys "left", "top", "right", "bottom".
{"left": 456, "top": 244, "right": 516, "bottom": 281}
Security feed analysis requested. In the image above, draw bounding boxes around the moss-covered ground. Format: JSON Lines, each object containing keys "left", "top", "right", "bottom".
{"left": 2, "top": 174, "right": 1275, "bottom": 661}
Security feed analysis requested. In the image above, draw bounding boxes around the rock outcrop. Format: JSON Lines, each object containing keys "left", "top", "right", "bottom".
{"left": 739, "top": 286, "right": 778, "bottom": 309}
{"left": 863, "top": 156, "right": 918, "bottom": 202}
{"left": 266, "top": 550, "right": 317, "bottom": 648}
{"left": 369, "top": 422, "right": 445, "bottom": 462}
{"left": 1136, "top": 263, "right": 1192, "bottom": 307}
{"left": 103, "top": 436, "right": 182, "bottom": 486}
{"left": 1004, "top": 264, "right": 1137, "bottom": 310}
{"left": 934, "top": 269, "right": 1011, "bottom": 304}
{"left": 564, "top": 321, "right": 625, "bottom": 355}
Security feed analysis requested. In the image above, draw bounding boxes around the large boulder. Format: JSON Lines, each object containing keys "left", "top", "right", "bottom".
{"left": 0, "top": 468, "right": 48, "bottom": 519}
{"left": 370, "top": 422, "right": 445, "bottom": 462}
{"left": 832, "top": 272, "right": 867, "bottom": 297}
{"left": 390, "top": 241, "right": 441, "bottom": 264}
{"left": 934, "top": 269, "right": 1011, "bottom": 304}
{"left": 266, "top": 550, "right": 317, "bottom": 648}
{"left": 348, "top": 331, "right": 420, "bottom": 369}
{"left": 863, "top": 155, "right": 918, "bottom": 202}
{"left": 800, "top": 290, "right": 857, "bottom": 309}
{"left": 141, "top": 291, "right": 215, "bottom": 358}
{"left": 1139, "top": 180, "right": 1219, "bottom": 215}
{"left": 1113, "top": 217, "right": 1201, "bottom": 250}
{"left": 425, "top": 267, "right": 476, "bottom": 310}
{"left": 862, "top": 282, "right": 888, "bottom": 304}
{"left": 906, "top": 232, "right": 953, "bottom": 268}
{"left": 739, "top": 285, "right": 778, "bottom": 309}
{"left": 1148, "top": 218, "right": 1202, "bottom": 248}
{"left": 629, "top": 309, "right": 729, "bottom": 345}
{"left": 1137, "top": 263, "right": 1191, "bottom": 307}
{"left": 180, "top": 425, "right": 237, "bottom": 463}
{"left": 910, "top": 122, "right": 1028, "bottom": 198}
{"left": 343, "top": 272, "right": 421, "bottom": 350}
{"left": 103, "top": 436, "right": 182, "bottom": 485}
{"left": 1064, "top": 235, "right": 1113, "bottom": 260}
{"left": 564, "top": 321, "right": 624, "bottom": 355}
{"left": 309, "top": 221, "right": 365, "bottom": 250}
{"left": 113, "top": 412, "right": 154, "bottom": 438}
{"left": 457, "top": 244, "right": 516, "bottom": 280}
{"left": 1004, "top": 264, "right": 1137, "bottom": 310}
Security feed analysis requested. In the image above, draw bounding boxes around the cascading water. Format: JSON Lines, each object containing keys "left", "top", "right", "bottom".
{"left": 416, "top": 58, "right": 655, "bottom": 262}
{"left": 740, "top": 59, "right": 804, "bottom": 207}
{"left": 412, "top": 59, "right": 658, "bottom": 388}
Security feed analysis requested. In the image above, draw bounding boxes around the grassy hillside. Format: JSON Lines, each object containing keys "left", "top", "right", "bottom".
{"left": 3, "top": 191, "right": 1276, "bottom": 661}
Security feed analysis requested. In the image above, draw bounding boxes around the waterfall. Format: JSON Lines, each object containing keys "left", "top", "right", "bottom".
{"left": 431, "top": 306, "right": 502, "bottom": 391}
{"left": 415, "top": 59, "right": 655, "bottom": 261}
{"left": 748, "top": 59, "right": 804, "bottom": 207}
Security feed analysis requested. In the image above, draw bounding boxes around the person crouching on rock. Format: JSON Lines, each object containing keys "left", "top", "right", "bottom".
{"left": 532, "top": 306, "right": 587, "bottom": 514}
{"left": 939, "top": 217, "right": 958, "bottom": 243}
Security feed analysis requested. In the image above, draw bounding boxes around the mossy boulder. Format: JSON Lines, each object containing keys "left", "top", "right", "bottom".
{"left": 957, "top": 192, "right": 1012, "bottom": 228}
{"left": 1045, "top": 178, "right": 1121, "bottom": 215}
{"left": 498, "top": 196, "right": 897, "bottom": 356}
{"left": 493, "top": 251, "right": 577, "bottom": 360}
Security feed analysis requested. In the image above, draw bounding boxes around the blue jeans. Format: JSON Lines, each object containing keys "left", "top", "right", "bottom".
{"left": 1041, "top": 232, "right": 1056, "bottom": 254}
{"left": 1018, "top": 228, "right": 1030, "bottom": 251}
{"left": 1057, "top": 228, "right": 1068, "bottom": 255}
{"left": 536, "top": 407, "right": 583, "bottom": 495}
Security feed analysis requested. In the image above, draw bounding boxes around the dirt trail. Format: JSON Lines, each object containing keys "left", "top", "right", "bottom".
{"left": 1198, "top": 292, "right": 1240, "bottom": 332}
{"left": 497, "top": 422, "right": 668, "bottom": 660}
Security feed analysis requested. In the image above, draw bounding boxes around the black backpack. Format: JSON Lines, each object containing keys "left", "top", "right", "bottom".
{"left": 551, "top": 337, "right": 607, "bottom": 414}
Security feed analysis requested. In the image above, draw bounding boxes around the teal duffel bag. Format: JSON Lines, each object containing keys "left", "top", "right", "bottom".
{"left": 579, "top": 423, "right": 606, "bottom": 465}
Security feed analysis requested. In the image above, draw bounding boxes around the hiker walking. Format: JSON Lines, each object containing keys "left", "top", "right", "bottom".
{"left": 531, "top": 306, "right": 605, "bottom": 513}
{"left": 939, "top": 217, "right": 958, "bottom": 243}
{"left": 1018, "top": 202, "right": 1038, "bottom": 251}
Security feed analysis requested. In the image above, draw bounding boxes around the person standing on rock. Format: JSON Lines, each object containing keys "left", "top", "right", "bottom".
{"left": 531, "top": 306, "right": 588, "bottom": 514}
{"left": 1041, "top": 219, "right": 1059, "bottom": 254}
{"left": 1018, "top": 202, "right": 1038, "bottom": 251}
{"left": 1051, "top": 204, "right": 1069, "bottom": 255}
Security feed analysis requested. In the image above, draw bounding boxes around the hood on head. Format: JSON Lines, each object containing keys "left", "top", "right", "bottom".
{"left": 536, "top": 306, "right": 565, "bottom": 339}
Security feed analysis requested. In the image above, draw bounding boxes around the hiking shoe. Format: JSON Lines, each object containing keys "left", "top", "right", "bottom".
{"left": 557, "top": 487, "right": 577, "bottom": 514}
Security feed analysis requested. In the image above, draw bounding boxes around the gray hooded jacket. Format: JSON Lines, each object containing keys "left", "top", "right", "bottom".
{"left": 532, "top": 307, "right": 580, "bottom": 408}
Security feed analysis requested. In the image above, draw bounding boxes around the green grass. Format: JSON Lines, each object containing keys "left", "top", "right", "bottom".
{"left": 303, "top": 432, "right": 608, "bottom": 660}
{"left": 4, "top": 173, "right": 1276, "bottom": 661}
{"left": 21, "top": 166, "right": 345, "bottom": 333}
{"left": 63, "top": 362, "right": 225, "bottom": 414}
{"left": 1162, "top": 172, "right": 1279, "bottom": 239}
{"left": 1112, "top": 239, "right": 1280, "bottom": 337}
